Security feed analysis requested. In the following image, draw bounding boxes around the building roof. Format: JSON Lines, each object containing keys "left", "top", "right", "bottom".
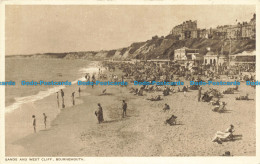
{"left": 230, "top": 50, "right": 256, "bottom": 57}
{"left": 205, "top": 51, "right": 216, "bottom": 56}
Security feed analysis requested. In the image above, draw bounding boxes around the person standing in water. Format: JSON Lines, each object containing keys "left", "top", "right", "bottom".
{"left": 43, "top": 113, "right": 47, "bottom": 129}
{"left": 32, "top": 115, "right": 36, "bottom": 133}
{"left": 61, "top": 89, "right": 65, "bottom": 108}
{"left": 72, "top": 92, "right": 75, "bottom": 106}
{"left": 61, "top": 89, "right": 64, "bottom": 102}
{"left": 78, "top": 87, "right": 81, "bottom": 97}
{"left": 56, "top": 91, "right": 59, "bottom": 108}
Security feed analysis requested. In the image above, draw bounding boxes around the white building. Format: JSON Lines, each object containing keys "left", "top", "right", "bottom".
{"left": 174, "top": 47, "right": 200, "bottom": 61}
{"left": 203, "top": 51, "right": 227, "bottom": 66}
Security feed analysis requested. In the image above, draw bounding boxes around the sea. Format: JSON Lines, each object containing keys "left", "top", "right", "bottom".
{"left": 5, "top": 57, "right": 99, "bottom": 113}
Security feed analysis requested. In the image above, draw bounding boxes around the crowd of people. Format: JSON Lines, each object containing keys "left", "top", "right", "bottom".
{"left": 101, "top": 60, "right": 254, "bottom": 148}
{"left": 31, "top": 60, "right": 254, "bottom": 157}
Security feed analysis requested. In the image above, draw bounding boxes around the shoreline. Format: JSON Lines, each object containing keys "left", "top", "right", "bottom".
{"left": 5, "top": 61, "right": 102, "bottom": 156}
{"left": 5, "top": 60, "right": 100, "bottom": 112}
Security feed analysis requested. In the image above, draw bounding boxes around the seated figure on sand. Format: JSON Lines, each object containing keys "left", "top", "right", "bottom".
{"left": 137, "top": 88, "right": 144, "bottom": 96}
{"left": 236, "top": 94, "right": 249, "bottom": 100}
{"left": 165, "top": 115, "right": 177, "bottom": 126}
{"left": 212, "top": 124, "right": 234, "bottom": 144}
{"left": 202, "top": 92, "right": 213, "bottom": 102}
{"left": 129, "top": 87, "right": 136, "bottom": 93}
{"left": 147, "top": 95, "right": 162, "bottom": 101}
{"left": 222, "top": 151, "right": 232, "bottom": 156}
{"left": 210, "top": 98, "right": 220, "bottom": 106}
{"left": 223, "top": 88, "right": 235, "bottom": 94}
{"left": 163, "top": 103, "right": 170, "bottom": 112}
{"left": 212, "top": 101, "right": 227, "bottom": 113}
{"left": 163, "top": 87, "right": 170, "bottom": 96}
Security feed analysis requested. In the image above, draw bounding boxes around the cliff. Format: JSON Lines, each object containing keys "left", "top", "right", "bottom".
{"left": 7, "top": 36, "right": 256, "bottom": 60}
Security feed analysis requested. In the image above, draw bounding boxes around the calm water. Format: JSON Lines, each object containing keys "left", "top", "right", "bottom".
{"left": 5, "top": 58, "right": 97, "bottom": 112}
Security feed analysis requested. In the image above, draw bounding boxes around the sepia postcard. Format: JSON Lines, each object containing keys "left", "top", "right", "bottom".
{"left": 0, "top": 0, "right": 259, "bottom": 164}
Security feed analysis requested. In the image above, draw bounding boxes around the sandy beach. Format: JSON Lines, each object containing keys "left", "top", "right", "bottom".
{"left": 5, "top": 66, "right": 255, "bottom": 156}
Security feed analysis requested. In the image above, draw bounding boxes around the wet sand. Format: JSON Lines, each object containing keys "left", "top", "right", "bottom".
{"left": 6, "top": 68, "right": 256, "bottom": 156}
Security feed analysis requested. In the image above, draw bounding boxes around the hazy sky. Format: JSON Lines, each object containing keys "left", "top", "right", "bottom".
{"left": 6, "top": 5, "right": 255, "bottom": 55}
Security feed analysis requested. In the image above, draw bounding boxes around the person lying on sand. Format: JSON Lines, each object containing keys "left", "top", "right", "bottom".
{"left": 147, "top": 95, "right": 161, "bottom": 101}
{"left": 236, "top": 94, "right": 249, "bottom": 100}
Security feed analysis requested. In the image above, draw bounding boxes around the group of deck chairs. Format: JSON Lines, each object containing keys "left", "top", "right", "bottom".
{"left": 201, "top": 88, "right": 227, "bottom": 113}
{"left": 202, "top": 88, "right": 223, "bottom": 102}
{"left": 210, "top": 100, "right": 227, "bottom": 113}
{"left": 223, "top": 86, "right": 239, "bottom": 94}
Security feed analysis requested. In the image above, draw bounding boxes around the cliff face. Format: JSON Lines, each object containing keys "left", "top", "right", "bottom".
{"left": 7, "top": 36, "right": 255, "bottom": 60}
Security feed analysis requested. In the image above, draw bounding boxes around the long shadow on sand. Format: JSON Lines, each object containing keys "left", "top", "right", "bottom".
{"left": 51, "top": 123, "right": 59, "bottom": 127}
{"left": 217, "top": 134, "right": 243, "bottom": 144}
{"left": 235, "top": 98, "right": 254, "bottom": 101}
{"left": 103, "top": 117, "right": 130, "bottom": 124}
{"left": 231, "top": 134, "right": 243, "bottom": 141}
{"left": 172, "top": 123, "right": 184, "bottom": 126}
{"left": 98, "top": 93, "right": 114, "bottom": 96}
{"left": 213, "top": 110, "right": 233, "bottom": 114}
{"left": 165, "top": 123, "right": 184, "bottom": 126}
{"left": 39, "top": 129, "right": 51, "bottom": 132}
{"left": 223, "top": 134, "right": 243, "bottom": 143}
{"left": 222, "top": 110, "right": 232, "bottom": 113}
